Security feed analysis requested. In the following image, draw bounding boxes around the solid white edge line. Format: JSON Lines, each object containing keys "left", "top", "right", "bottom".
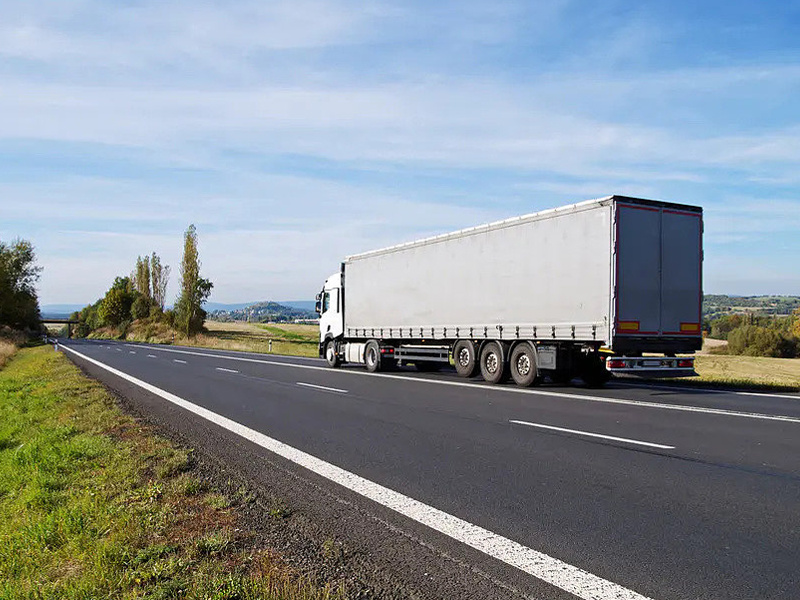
{"left": 109, "top": 343, "right": 800, "bottom": 424}
{"left": 215, "top": 367, "right": 239, "bottom": 374}
{"left": 297, "top": 382, "right": 348, "bottom": 394}
{"left": 510, "top": 420, "right": 675, "bottom": 450}
{"left": 616, "top": 381, "right": 800, "bottom": 401}
{"left": 61, "top": 344, "right": 654, "bottom": 600}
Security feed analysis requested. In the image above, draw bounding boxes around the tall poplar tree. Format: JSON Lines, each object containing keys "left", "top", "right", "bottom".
{"left": 174, "top": 225, "right": 213, "bottom": 337}
{"left": 150, "top": 252, "right": 170, "bottom": 311}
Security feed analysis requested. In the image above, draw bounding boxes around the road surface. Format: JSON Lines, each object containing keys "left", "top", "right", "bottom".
{"left": 60, "top": 339, "right": 800, "bottom": 600}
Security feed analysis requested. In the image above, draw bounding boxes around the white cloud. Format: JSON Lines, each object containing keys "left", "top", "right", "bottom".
{"left": 2, "top": 0, "right": 799, "bottom": 300}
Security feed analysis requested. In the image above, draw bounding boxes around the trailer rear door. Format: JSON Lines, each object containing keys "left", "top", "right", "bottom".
{"left": 660, "top": 208, "right": 702, "bottom": 335}
{"left": 614, "top": 202, "right": 702, "bottom": 338}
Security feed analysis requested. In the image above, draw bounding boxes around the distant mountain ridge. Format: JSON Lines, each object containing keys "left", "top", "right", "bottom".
{"left": 209, "top": 300, "right": 316, "bottom": 323}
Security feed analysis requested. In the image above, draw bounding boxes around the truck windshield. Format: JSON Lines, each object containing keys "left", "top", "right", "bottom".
{"left": 322, "top": 291, "right": 330, "bottom": 313}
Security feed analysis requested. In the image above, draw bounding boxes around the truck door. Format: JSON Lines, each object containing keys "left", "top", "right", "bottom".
{"left": 615, "top": 204, "right": 661, "bottom": 335}
{"left": 614, "top": 203, "right": 702, "bottom": 338}
{"left": 660, "top": 209, "right": 702, "bottom": 336}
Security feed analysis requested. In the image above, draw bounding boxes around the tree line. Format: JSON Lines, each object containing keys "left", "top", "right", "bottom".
{"left": 706, "top": 312, "right": 800, "bottom": 358}
{"left": 71, "top": 224, "right": 213, "bottom": 339}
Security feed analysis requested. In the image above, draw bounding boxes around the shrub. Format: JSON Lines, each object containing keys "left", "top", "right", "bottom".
{"left": 727, "top": 325, "right": 798, "bottom": 358}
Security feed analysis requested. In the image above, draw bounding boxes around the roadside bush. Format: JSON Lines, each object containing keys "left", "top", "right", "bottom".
{"left": 727, "top": 325, "right": 798, "bottom": 358}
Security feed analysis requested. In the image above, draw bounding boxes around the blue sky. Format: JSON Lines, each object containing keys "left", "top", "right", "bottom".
{"left": 1, "top": 0, "right": 799, "bottom": 305}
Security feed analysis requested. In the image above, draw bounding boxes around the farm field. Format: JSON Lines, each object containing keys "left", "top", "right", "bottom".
{"left": 197, "top": 321, "right": 318, "bottom": 357}
{"left": 691, "top": 353, "right": 800, "bottom": 390}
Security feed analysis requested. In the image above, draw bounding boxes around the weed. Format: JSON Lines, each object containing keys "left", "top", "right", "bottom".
{"left": 268, "top": 500, "right": 292, "bottom": 520}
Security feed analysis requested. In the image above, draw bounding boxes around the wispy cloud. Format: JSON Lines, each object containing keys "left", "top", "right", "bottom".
{"left": 1, "top": 0, "right": 799, "bottom": 302}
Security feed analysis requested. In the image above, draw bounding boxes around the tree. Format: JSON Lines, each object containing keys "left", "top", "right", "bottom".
{"left": 150, "top": 252, "right": 170, "bottom": 311}
{"left": 0, "top": 238, "right": 42, "bottom": 330}
{"left": 174, "top": 225, "right": 213, "bottom": 337}
{"left": 133, "top": 255, "right": 152, "bottom": 302}
{"left": 99, "top": 277, "right": 135, "bottom": 327}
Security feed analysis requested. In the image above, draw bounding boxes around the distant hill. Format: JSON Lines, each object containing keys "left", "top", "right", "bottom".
{"left": 40, "top": 304, "right": 87, "bottom": 319}
{"left": 703, "top": 295, "right": 800, "bottom": 321}
{"left": 209, "top": 301, "right": 316, "bottom": 323}
{"left": 278, "top": 300, "right": 316, "bottom": 312}
{"left": 203, "top": 301, "right": 260, "bottom": 312}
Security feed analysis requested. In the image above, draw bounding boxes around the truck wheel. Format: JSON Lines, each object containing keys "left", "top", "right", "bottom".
{"left": 324, "top": 340, "right": 341, "bottom": 368}
{"left": 480, "top": 341, "right": 507, "bottom": 384}
{"left": 365, "top": 340, "right": 381, "bottom": 373}
{"left": 510, "top": 343, "right": 540, "bottom": 387}
{"left": 453, "top": 340, "right": 479, "bottom": 378}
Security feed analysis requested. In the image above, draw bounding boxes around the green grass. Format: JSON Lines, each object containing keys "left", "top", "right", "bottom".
{"left": 0, "top": 346, "right": 344, "bottom": 600}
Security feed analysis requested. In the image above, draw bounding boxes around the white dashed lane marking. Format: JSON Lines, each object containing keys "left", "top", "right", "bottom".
{"left": 510, "top": 420, "right": 676, "bottom": 450}
{"left": 296, "top": 382, "right": 348, "bottom": 394}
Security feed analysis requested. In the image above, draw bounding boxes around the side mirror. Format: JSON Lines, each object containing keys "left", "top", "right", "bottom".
{"left": 315, "top": 292, "right": 322, "bottom": 315}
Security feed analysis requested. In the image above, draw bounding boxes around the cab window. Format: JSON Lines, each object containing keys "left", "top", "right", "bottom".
{"left": 322, "top": 291, "right": 330, "bottom": 313}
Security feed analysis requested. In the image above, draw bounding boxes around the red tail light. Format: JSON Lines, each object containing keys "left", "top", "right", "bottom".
{"left": 677, "top": 359, "right": 694, "bottom": 368}
{"left": 607, "top": 359, "right": 627, "bottom": 369}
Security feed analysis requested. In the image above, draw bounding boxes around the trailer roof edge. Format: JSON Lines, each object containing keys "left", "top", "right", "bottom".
{"left": 345, "top": 195, "right": 701, "bottom": 262}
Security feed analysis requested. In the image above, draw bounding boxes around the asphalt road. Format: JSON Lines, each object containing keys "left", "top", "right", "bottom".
{"left": 60, "top": 339, "right": 800, "bottom": 600}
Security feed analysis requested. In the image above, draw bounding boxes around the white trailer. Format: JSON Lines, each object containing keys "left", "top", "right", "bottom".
{"left": 316, "top": 196, "right": 703, "bottom": 386}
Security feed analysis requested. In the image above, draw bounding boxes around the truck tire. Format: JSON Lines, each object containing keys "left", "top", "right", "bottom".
{"left": 453, "top": 340, "right": 479, "bottom": 378}
{"left": 480, "top": 341, "right": 507, "bottom": 384}
{"left": 324, "top": 340, "right": 341, "bottom": 368}
{"left": 510, "top": 342, "right": 540, "bottom": 387}
{"left": 365, "top": 340, "right": 381, "bottom": 373}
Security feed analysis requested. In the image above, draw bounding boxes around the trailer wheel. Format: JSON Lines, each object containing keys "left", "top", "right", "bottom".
{"left": 365, "top": 340, "right": 381, "bottom": 373}
{"left": 510, "top": 343, "right": 541, "bottom": 387}
{"left": 324, "top": 340, "right": 341, "bottom": 368}
{"left": 480, "top": 341, "right": 507, "bottom": 384}
{"left": 453, "top": 340, "right": 479, "bottom": 378}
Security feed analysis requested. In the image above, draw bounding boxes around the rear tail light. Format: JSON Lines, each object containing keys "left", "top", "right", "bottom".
{"left": 677, "top": 359, "right": 694, "bottom": 368}
{"left": 607, "top": 359, "right": 627, "bottom": 369}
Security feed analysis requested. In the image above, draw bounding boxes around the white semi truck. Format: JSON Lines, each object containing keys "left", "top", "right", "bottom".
{"left": 316, "top": 195, "right": 703, "bottom": 386}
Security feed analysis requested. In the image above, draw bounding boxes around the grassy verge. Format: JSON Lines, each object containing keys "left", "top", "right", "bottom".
{"left": 0, "top": 346, "right": 344, "bottom": 599}
{"left": 89, "top": 320, "right": 319, "bottom": 359}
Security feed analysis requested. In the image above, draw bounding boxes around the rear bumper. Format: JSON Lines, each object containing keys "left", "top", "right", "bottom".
{"left": 606, "top": 356, "right": 697, "bottom": 378}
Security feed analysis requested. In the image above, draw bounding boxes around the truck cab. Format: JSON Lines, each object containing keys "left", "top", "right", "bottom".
{"left": 316, "top": 272, "right": 344, "bottom": 359}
